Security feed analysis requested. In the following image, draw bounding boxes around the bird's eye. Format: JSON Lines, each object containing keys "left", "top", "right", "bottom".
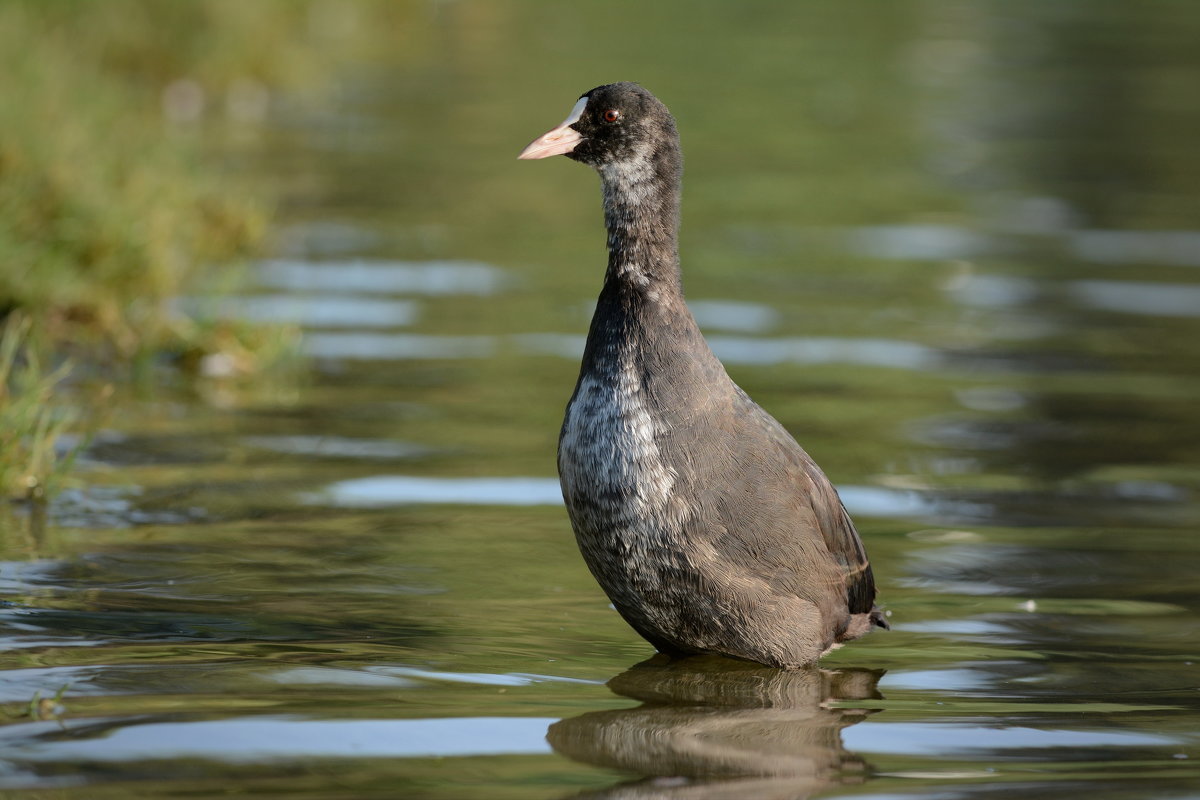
{"left": 603, "top": 109, "right": 621, "bottom": 123}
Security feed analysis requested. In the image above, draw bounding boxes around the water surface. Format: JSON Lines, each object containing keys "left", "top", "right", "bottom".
{"left": 2, "top": 2, "right": 1199, "bottom": 797}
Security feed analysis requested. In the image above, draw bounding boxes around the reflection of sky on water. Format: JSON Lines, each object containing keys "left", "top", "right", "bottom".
{"left": 307, "top": 330, "right": 941, "bottom": 368}
{"left": 709, "top": 336, "right": 940, "bottom": 370}
{"left": 0, "top": 665, "right": 111, "bottom": 703}
{"left": 842, "top": 223, "right": 1200, "bottom": 268}
{"left": 268, "top": 665, "right": 597, "bottom": 689}
{"left": 1, "top": 717, "right": 556, "bottom": 762}
{"left": 897, "top": 618, "right": 1016, "bottom": 634}
{"left": 687, "top": 300, "right": 780, "bottom": 333}
{"left": 304, "top": 475, "right": 565, "bottom": 507}
{"left": 304, "top": 475, "right": 941, "bottom": 519}
{"left": 946, "top": 274, "right": 1039, "bottom": 308}
{"left": 845, "top": 722, "right": 1183, "bottom": 755}
{"left": 846, "top": 224, "right": 997, "bottom": 261}
{"left": 304, "top": 332, "right": 495, "bottom": 359}
{"left": 256, "top": 259, "right": 507, "bottom": 295}
{"left": 247, "top": 235, "right": 1200, "bottom": 386}
{"left": 241, "top": 435, "right": 430, "bottom": 460}
{"left": 1068, "top": 230, "right": 1200, "bottom": 268}
{"left": 360, "top": 665, "right": 599, "bottom": 687}
{"left": 273, "top": 221, "right": 382, "bottom": 257}
{"left": 216, "top": 294, "right": 419, "bottom": 328}
{"left": 517, "top": 333, "right": 940, "bottom": 369}
{"left": 881, "top": 667, "right": 993, "bottom": 692}
{"left": 1071, "top": 279, "right": 1200, "bottom": 317}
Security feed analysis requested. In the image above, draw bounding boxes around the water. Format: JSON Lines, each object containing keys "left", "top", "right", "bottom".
{"left": 3, "top": 2, "right": 1200, "bottom": 797}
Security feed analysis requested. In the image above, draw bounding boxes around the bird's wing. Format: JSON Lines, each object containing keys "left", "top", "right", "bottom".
{"left": 714, "top": 387, "right": 878, "bottom": 614}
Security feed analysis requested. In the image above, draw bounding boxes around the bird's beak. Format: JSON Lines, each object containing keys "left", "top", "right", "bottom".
{"left": 517, "top": 124, "right": 582, "bottom": 160}
{"left": 518, "top": 96, "right": 588, "bottom": 160}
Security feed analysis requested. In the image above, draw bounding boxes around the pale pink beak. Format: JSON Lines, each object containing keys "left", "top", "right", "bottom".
{"left": 518, "top": 124, "right": 583, "bottom": 160}
{"left": 518, "top": 96, "right": 588, "bottom": 160}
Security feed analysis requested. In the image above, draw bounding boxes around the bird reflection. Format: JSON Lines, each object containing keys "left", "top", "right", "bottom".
{"left": 548, "top": 655, "right": 884, "bottom": 799}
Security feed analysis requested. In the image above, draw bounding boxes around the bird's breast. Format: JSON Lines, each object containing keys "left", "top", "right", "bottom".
{"left": 558, "top": 366, "right": 677, "bottom": 529}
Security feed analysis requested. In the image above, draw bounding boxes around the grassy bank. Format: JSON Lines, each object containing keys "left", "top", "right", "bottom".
{"left": 0, "top": 2, "right": 306, "bottom": 359}
{"left": 0, "top": 1, "right": 412, "bottom": 499}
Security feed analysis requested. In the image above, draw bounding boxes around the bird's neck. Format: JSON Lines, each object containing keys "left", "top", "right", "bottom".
{"left": 599, "top": 152, "right": 683, "bottom": 295}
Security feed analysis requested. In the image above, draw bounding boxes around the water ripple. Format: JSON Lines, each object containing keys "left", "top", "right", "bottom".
{"left": 302, "top": 475, "right": 943, "bottom": 518}
{"left": 256, "top": 259, "right": 507, "bottom": 295}
{"left": 845, "top": 721, "right": 1182, "bottom": 755}
{"left": 304, "top": 332, "right": 495, "bottom": 360}
{"left": 518, "top": 333, "right": 941, "bottom": 370}
{"left": 215, "top": 294, "right": 419, "bottom": 328}
{"left": 241, "top": 435, "right": 431, "bottom": 460}
{"left": 0, "top": 716, "right": 556, "bottom": 765}
{"left": 1071, "top": 279, "right": 1200, "bottom": 317}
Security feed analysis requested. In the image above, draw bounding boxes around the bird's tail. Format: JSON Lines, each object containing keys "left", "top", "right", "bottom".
{"left": 869, "top": 606, "right": 890, "bottom": 630}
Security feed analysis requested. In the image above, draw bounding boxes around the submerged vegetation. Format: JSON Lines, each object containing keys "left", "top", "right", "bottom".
{"left": 0, "top": 1, "right": 413, "bottom": 499}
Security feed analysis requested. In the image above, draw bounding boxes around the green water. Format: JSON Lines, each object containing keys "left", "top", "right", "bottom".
{"left": 3, "top": 2, "right": 1200, "bottom": 797}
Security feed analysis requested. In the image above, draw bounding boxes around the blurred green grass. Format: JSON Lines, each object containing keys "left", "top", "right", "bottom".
{"left": 0, "top": 0, "right": 418, "bottom": 497}
{"left": 1, "top": 1, "right": 267, "bottom": 357}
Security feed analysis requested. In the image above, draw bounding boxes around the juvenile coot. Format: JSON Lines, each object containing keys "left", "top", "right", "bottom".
{"left": 519, "top": 82, "right": 888, "bottom": 668}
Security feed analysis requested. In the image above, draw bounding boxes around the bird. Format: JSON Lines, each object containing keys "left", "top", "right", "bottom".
{"left": 519, "top": 82, "right": 888, "bottom": 669}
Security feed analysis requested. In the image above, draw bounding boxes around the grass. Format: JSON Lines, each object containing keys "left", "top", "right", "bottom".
{"left": 0, "top": 1, "right": 417, "bottom": 500}
{"left": 0, "top": 315, "right": 84, "bottom": 501}
{"left": 0, "top": 2, "right": 434, "bottom": 500}
{"left": 0, "top": 1, "right": 274, "bottom": 360}
{"left": 0, "top": 2, "right": 280, "bottom": 500}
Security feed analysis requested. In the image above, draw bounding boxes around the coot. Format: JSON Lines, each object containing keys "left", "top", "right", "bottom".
{"left": 520, "top": 82, "right": 887, "bottom": 668}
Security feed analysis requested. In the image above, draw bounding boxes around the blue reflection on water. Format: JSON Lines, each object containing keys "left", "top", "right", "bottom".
{"left": 218, "top": 294, "right": 419, "bottom": 327}
{"left": 517, "top": 333, "right": 941, "bottom": 370}
{"left": 845, "top": 721, "right": 1182, "bottom": 755}
{"left": 1, "top": 717, "right": 556, "bottom": 763}
{"left": 304, "top": 475, "right": 941, "bottom": 519}
{"left": 688, "top": 299, "right": 780, "bottom": 333}
{"left": 1071, "top": 279, "right": 1200, "bottom": 317}
{"left": 304, "top": 332, "right": 495, "bottom": 359}
{"left": 257, "top": 259, "right": 507, "bottom": 295}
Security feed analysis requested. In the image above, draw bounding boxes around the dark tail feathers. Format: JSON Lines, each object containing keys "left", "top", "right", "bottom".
{"left": 869, "top": 606, "right": 890, "bottom": 630}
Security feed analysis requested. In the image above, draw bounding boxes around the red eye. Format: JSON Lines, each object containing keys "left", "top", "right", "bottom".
{"left": 603, "top": 109, "right": 620, "bottom": 122}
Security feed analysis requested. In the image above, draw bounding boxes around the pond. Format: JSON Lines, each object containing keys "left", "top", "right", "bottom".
{"left": 2, "top": 2, "right": 1199, "bottom": 797}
